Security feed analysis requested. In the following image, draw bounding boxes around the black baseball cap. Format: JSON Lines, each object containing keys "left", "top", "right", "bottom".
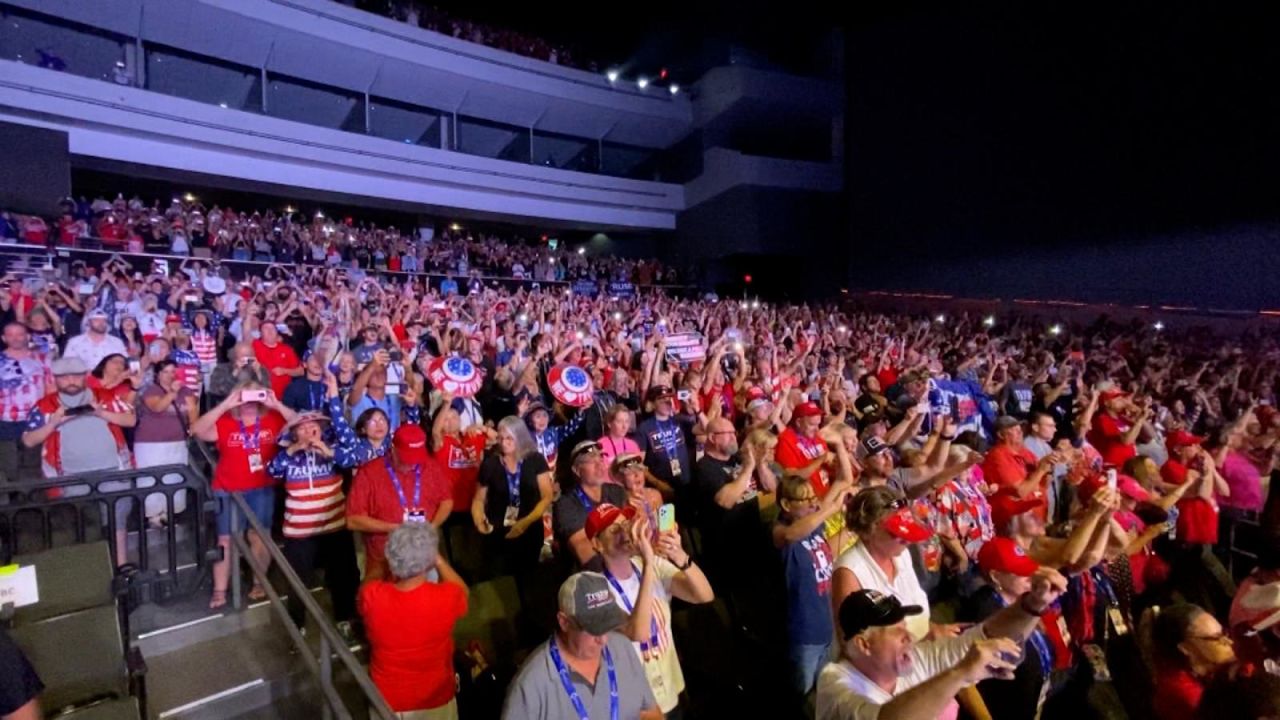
{"left": 838, "top": 589, "right": 923, "bottom": 638}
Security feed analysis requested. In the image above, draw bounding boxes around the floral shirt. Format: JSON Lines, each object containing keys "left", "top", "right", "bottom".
{"left": 934, "top": 473, "right": 995, "bottom": 561}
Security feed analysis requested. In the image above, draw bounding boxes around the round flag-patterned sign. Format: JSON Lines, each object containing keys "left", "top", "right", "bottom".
{"left": 548, "top": 363, "right": 595, "bottom": 408}
{"left": 427, "top": 355, "right": 483, "bottom": 398}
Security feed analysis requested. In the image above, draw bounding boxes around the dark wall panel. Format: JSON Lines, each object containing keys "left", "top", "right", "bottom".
{"left": 0, "top": 122, "right": 71, "bottom": 216}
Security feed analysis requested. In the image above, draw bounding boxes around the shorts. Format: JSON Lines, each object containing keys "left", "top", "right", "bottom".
{"left": 215, "top": 487, "right": 275, "bottom": 537}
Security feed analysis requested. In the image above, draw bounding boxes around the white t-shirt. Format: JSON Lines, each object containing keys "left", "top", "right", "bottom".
{"left": 607, "top": 557, "right": 685, "bottom": 713}
{"left": 835, "top": 542, "right": 931, "bottom": 641}
{"left": 815, "top": 626, "right": 984, "bottom": 720}
{"left": 63, "top": 333, "right": 127, "bottom": 374}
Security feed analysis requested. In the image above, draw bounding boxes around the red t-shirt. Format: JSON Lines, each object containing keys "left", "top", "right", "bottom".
{"left": 1151, "top": 667, "right": 1204, "bottom": 720}
{"left": 981, "top": 444, "right": 1037, "bottom": 491}
{"left": 1161, "top": 460, "right": 1219, "bottom": 545}
{"left": 775, "top": 427, "right": 831, "bottom": 497}
{"left": 347, "top": 458, "right": 451, "bottom": 567}
{"left": 253, "top": 340, "right": 300, "bottom": 399}
{"left": 213, "top": 412, "right": 285, "bottom": 492}
{"left": 359, "top": 580, "right": 467, "bottom": 712}
{"left": 434, "top": 434, "right": 486, "bottom": 512}
{"left": 1088, "top": 412, "right": 1137, "bottom": 468}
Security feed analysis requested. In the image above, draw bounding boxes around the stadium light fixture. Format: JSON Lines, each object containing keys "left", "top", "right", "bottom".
{"left": 577, "top": 247, "right": 586, "bottom": 255}
{"left": 1154, "top": 321, "right": 1165, "bottom": 331}
{"left": 934, "top": 314, "right": 946, "bottom": 324}
{"left": 183, "top": 193, "right": 196, "bottom": 203}
{"left": 637, "top": 77, "right": 650, "bottom": 89}
{"left": 606, "top": 69, "right": 619, "bottom": 83}
{"left": 983, "top": 315, "right": 995, "bottom": 327}
{"left": 1049, "top": 324, "right": 1062, "bottom": 336}
{"left": 284, "top": 206, "right": 295, "bottom": 214}
{"left": 669, "top": 84, "right": 680, "bottom": 95}
{"left": 450, "top": 223, "right": 461, "bottom": 231}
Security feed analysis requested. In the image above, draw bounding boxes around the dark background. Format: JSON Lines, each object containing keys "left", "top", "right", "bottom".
{"left": 844, "top": 3, "right": 1280, "bottom": 310}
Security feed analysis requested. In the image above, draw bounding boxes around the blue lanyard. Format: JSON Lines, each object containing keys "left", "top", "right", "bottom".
{"left": 505, "top": 460, "right": 523, "bottom": 509}
{"left": 604, "top": 562, "right": 660, "bottom": 653}
{"left": 308, "top": 382, "right": 324, "bottom": 411}
{"left": 995, "top": 594, "right": 1054, "bottom": 675}
{"left": 238, "top": 418, "right": 261, "bottom": 452}
{"left": 574, "top": 487, "right": 596, "bottom": 511}
{"left": 383, "top": 456, "right": 422, "bottom": 510}
{"left": 548, "top": 638, "right": 618, "bottom": 720}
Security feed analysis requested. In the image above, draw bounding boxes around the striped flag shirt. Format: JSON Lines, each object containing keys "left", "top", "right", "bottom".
{"left": 268, "top": 448, "right": 346, "bottom": 538}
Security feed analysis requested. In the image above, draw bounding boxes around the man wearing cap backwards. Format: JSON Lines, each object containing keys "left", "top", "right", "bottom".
{"left": 586, "top": 503, "right": 713, "bottom": 716}
{"left": 553, "top": 440, "right": 629, "bottom": 570}
{"left": 0, "top": 322, "right": 53, "bottom": 481}
{"left": 347, "top": 424, "right": 452, "bottom": 580}
{"left": 858, "top": 417, "right": 977, "bottom": 500}
{"left": 62, "top": 308, "right": 126, "bottom": 373}
{"left": 254, "top": 322, "right": 302, "bottom": 399}
{"left": 1088, "top": 388, "right": 1151, "bottom": 468}
{"left": 501, "top": 571, "right": 662, "bottom": 720}
{"left": 776, "top": 401, "right": 835, "bottom": 497}
{"left": 817, "top": 565, "right": 1068, "bottom": 720}
{"left": 268, "top": 411, "right": 359, "bottom": 638}
{"left": 635, "top": 385, "right": 692, "bottom": 503}
{"left": 22, "top": 356, "right": 135, "bottom": 478}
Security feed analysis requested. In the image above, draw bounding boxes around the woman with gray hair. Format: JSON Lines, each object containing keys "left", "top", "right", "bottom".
{"left": 472, "top": 415, "right": 554, "bottom": 591}
{"left": 360, "top": 523, "right": 468, "bottom": 719}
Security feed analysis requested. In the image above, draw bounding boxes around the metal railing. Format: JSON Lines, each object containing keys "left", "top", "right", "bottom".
{"left": 225, "top": 491, "right": 397, "bottom": 720}
{"left": 0, "top": 464, "right": 217, "bottom": 603}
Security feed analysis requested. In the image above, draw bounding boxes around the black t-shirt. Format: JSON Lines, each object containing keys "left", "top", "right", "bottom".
{"left": 552, "top": 483, "right": 627, "bottom": 548}
{"left": 477, "top": 452, "right": 550, "bottom": 529}
{"left": 0, "top": 628, "right": 42, "bottom": 716}
{"left": 693, "top": 453, "right": 760, "bottom": 552}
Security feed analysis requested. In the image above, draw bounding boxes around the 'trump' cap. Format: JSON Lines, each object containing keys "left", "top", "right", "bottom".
{"left": 558, "top": 572, "right": 629, "bottom": 635}
{"left": 838, "top": 589, "right": 923, "bottom": 638}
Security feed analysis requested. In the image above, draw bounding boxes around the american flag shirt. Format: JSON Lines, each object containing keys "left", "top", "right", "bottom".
{"left": 0, "top": 352, "right": 52, "bottom": 423}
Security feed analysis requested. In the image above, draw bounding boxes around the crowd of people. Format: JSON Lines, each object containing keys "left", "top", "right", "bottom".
{"left": 0, "top": 194, "right": 681, "bottom": 286}
{"left": 353, "top": 0, "right": 598, "bottom": 72}
{"left": 0, "top": 222, "right": 1278, "bottom": 719}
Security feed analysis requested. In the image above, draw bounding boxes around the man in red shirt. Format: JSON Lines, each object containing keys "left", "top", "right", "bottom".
{"left": 775, "top": 402, "right": 833, "bottom": 497}
{"left": 1088, "top": 388, "right": 1149, "bottom": 468}
{"left": 253, "top": 322, "right": 302, "bottom": 399}
{"left": 982, "top": 416, "right": 1059, "bottom": 514}
{"left": 347, "top": 424, "right": 452, "bottom": 580}
{"left": 1161, "top": 430, "right": 1229, "bottom": 546}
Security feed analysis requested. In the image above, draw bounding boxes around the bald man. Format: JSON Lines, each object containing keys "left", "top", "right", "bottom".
{"left": 694, "top": 418, "right": 768, "bottom": 590}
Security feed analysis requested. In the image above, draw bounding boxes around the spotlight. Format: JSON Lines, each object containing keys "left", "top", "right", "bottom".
{"left": 669, "top": 84, "right": 680, "bottom": 95}
{"left": 1049, "top": 324, "right": 1062, "bottom": 336}
{"left": 284, "top": 206, "right": 295, "bottom": 214}
{"left": 577, "top": 247, "right": 585, "bottom": 255}
{"left": 449, "top": 223, "right": 461, "bottom": 231}
{"left": 637, "top": 77, "right": 649, "bottom": 89}
{"left": 613, "top": 312, "right": 622, "bottom": 321}
{"left": 983, "top": 316, "right": 995, "bottom": 327}
{"left": 183, "top": 193, "right": 195, "bottom": 203}
{"left": 838, "top": 325, "right": 848, "bottom": 333}
{"left": 606, "top": 69, "right": 619, "bottom": 83}
{"left": 315, "top": 210, "right": 325, "bottom": 219}
{"left": 517, "top": 313, "right": 528, "bottom": 324}
{"left": 218, "top": 102, "right": 228, "bottom": 108}
{"left": 934, "top": 314, "right": 946, "bottom": 324}
{"left": 576, "top": 331, "right": 584, "bottom": 340}
{"left": 740, "top": 302, "right": 749, "bottom": 310}
{"left": 1153, "top": 321, "right": 1165, "bottom": 331}
{"left": 564, "top": 289, "right": 572, "bottom": 296}
{"left": 751, "top": 301, "right": 760, "bottom": 309}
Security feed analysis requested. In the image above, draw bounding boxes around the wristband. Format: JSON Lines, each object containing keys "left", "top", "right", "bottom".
{"left": 677, "top": 555, "right": 694, "bottom": 571}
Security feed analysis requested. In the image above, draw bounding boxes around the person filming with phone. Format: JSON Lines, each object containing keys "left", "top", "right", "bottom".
{"left": 191, "top": 380, "right": 297, "bottom": 608}
{"left": 22, "top": 355, "right": 136, "bottom": 479}
{"left": 585, "top": 502, "right": 713, "bottom": 718}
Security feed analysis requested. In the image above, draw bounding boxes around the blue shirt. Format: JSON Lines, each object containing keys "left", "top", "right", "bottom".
{"left": 780, "top": 522, "right": 835, "bottom": 645}
{"left": 439, "top": 278, "right": 458, "bottom": 296}
{"left": 283, "top": 377, "right": 327, "bottom": 413}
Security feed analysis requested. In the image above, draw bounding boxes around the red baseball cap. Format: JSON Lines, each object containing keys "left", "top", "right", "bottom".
{"left": 989, "top": 489, "right": 1045, "bottom": 534}
{"left": 391, "top": 424, "right": 430, "bottom": 465}
{"left": 882, "top": 507, "right": 932, "bottom": 543}
{"left": 1098, "top": 388, "right": 1130, "bottom": 404}
{"left": 745, "top": 386, "right": 767, "bottom": 402}
{"left": 1166, "top": 429, "right": 1205, "bottom": 450}
{"left": 584, "top": 503, "right": 637, "bottom": 541}
{"left": 165, "top": 314, "right": 182, "bottom": 324}
{"left": 792, "top": 402, "right": 822, "bottom": 420}
{"left": 977, "top": 537, "right": 1040, "bottom": 577}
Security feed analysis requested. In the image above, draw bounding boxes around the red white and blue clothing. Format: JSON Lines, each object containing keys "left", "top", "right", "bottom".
{"left": 268, "top": 447, "right": 346, "bottom": 538}
{"left": 25, "top": 390, "right": 133, "bottom": 477}
{"left": 328, "top": 396, "right": 421, "bottom": 469}
{"left": 0, "top": 352, "right": 52, "bottom": 425}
